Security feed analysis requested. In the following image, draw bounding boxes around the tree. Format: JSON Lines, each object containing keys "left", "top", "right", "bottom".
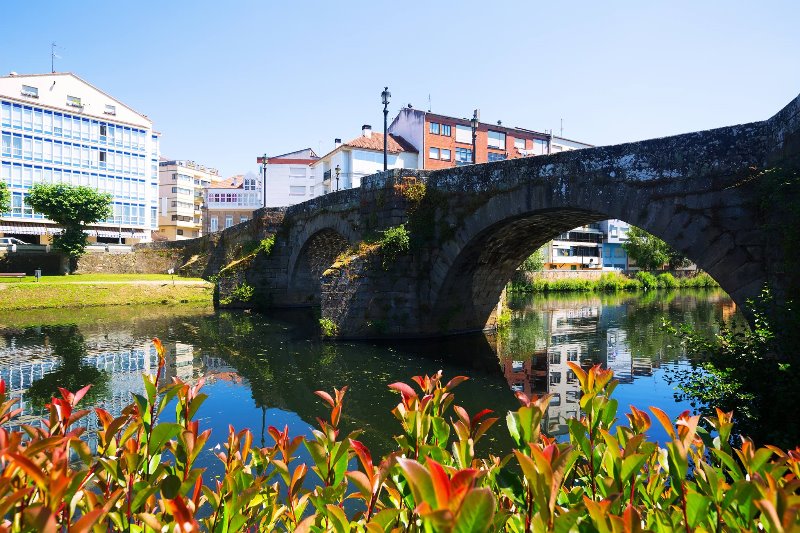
{"left": 622, "top": 226, "right": 689, "bottom": 270}
{"left": 519, "top": 244, "right": 547, "bottom": 273}
{"left": 27, "top": 183, "right": 112, "bottom": 272}
{"left": 0, "top": 181, "right": 10, "bottom": 214}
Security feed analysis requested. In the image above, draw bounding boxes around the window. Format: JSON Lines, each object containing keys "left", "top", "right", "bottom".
{"left": 455, "top": 147, "right": 472, "bottom": 165}
{"left": 289, "top": 185, "right": 306, "bottom": 196}
{"left": 1, "top": 134, "right": 9, "bottom": 157}
{"left": 487, "top": 152, "right": 506, "bottom": 162}
{"left": 533, "top": 138, "right": 548, "bottom": 155}
{"left": 549, "top": 352, "right": 561, "bottom": 365}
{"left": 550, "top": 372, "right": 561, "bottom": 385}
{"left": 487, "top": 130, "right": 506, "bottom": 149}
{"left": 177, "top": 229, "right": 184, "bottom": 236}
{"left": 224, "top": 216, "right": 233, "bottom": 228}
{"left": 440, "top": 148, "right": 451, "bottom": 161}
{"left": 100, "top": 124, "right": 107, "bottom": 137}
{"left": 104, "top": 104, "right": 116, "bottom": 115}
{"left": 441, "top": 124, "right": 451, "bottom": 136}
{"left": 514, "top": 137, "right": 525, "bottom": 149}
{"left": 566, "top": 370, "right": 578, "bottom": 384}
{"left": 428, "top": 147, "right": 439, "bottom": 160}
{"left": 240, "top": 216, "right": 248, "bottom": 223}
{"left": 66, "top": 95, "right": 82, "bottom": 108}
{"left": 455, "top": 125, "right": 471, "bottom": 143}
{"left": 288, "top": 167, "right": 307, "bottom": 179}
{"left": 210, "top": 217, "right": 218, "bottom": 232}
{"left": 244, "top": 177, "right": 257, "bottom": 190}
{"left": 429, "top": 122, "right": 440, "bottom": 134}
{"left": 566, "top": 391, "right": 579, "bottom": 403}
{"left": 21, "top": 85, "right": 38, "bottom": 98}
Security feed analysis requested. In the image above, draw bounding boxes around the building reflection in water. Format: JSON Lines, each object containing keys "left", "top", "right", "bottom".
{"left": 0, "top": 331, "right": 238, "bottom": 450}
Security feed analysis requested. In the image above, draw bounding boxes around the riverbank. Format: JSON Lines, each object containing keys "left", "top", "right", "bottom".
{"left": 508, "top": 271, "right": 718, "bottom": 293}
{"left": 0, "top": 274, "right": 213, "bottom": 311}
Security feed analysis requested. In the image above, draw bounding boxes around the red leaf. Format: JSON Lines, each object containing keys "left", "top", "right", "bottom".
{"left": 72, "top": 384, "right": 92, "bottom": 406}
{"left": 427, "top": 459, "right": 451, "bottom": 508}
{"left": 350, "top": 439, "right": 374, "bottom": 477}
{"left": 470, "top": 409, "right": 493, "bottom": 428}
{"left": 388, "top": 382, "right": 417, "bottom": 399}
{"left": 314, "top": 390, "right": 335, "bottom": 408}
{"left": 444, "top": 376, "right": 469, "bottom": 391}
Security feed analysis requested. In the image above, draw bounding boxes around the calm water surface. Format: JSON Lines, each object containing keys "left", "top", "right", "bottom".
{"left": 0, "top": 289, "right": 736, "bottom": 468}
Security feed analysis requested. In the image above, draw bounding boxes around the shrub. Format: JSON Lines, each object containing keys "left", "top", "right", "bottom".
{"left": 636, "top": 270, "right": 658, "bottom": 290}
{"left": 595, "top": 272, "right": 627, "bottom": 292}
{"left": 656, "top": 272, "right": 678, "bottom": 289}
{"left": 681, "top": 271, "right": 719, "bottom": 288}
{"left": 259, "top": 235, "right": 276, "bottom": 255}
{"left": 0, "top": 339, "right": 797, "bottom": 531}
{"left": 220, "top": 282, "right": 254, "bottom": 305}
{"left": 319, "top": 317, "right": 339, "bottom": 337}
{"left": 378, "top": 224, "right": 410, "bottom": 269}
{"left": 495, "top": 308, "right": 512, "bottom": 329}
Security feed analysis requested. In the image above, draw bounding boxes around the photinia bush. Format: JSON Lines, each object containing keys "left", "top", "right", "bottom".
{"left": 0, "top": 338, "right": 798, "bottom": 531}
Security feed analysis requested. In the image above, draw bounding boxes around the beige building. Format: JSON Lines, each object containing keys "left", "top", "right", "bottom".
{"left": 202, "top": 174, "right": 262, "bottom": 234}
{"left": 156, "top": 159, "right": 222, "bottom": 240}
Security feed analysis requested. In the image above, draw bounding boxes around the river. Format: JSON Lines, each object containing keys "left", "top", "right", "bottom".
{"left": 0, "top": 289, "right": 735, "bottom": 465}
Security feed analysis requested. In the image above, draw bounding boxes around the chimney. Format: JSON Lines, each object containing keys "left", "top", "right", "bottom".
{"left": 334, "top": 138, "right": 342, "bottom": 148}
{"left": 362, "top": 125, "right": 372, "bottom": 138}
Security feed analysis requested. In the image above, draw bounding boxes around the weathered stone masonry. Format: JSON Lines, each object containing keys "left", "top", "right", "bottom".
{"left": 156, "top": 93, "right": 800, "bottom": 339}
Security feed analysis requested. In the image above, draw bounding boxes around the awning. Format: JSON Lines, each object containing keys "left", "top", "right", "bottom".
{"left": 0, "top": 223, "right": 58, "bottom": 235}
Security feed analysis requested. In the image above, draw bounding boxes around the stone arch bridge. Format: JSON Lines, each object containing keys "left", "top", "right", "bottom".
{"left": 174, "top": 93, "right": 799, "bottom": 339}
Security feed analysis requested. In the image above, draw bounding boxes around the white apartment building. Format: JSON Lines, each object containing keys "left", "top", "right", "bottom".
{"left": 263, "top": 148, "right": 319, "bottom": 206}
{"left": 0, "top": 72, "right": 159, "bottom": 243}
{"left": 157, "top": 159, "right": 222, "bottom": 240}
{"left": 312, "top": 125, "right": 418, "bottom": 194}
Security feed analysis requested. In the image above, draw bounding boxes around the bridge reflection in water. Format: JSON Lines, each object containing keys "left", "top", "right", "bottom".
{"left": 0, "top": 290, "right": 736, "bottom": 454}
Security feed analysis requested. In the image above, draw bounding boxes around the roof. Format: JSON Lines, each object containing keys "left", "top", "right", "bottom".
{"left": 269, "top": 148, "right": 319, "bottom": 160}
{"left": 0, "top": 72, "right": 152, "bottom": 124}
{"left": 208, "top": 175, "right": 244, "bottom": 189}
{"left": 343, "top": 132, "right": 418, "bottom": 154}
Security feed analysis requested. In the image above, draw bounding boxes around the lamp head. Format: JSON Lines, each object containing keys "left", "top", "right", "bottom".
{"left": 381, "top": 86, "right": 391, "bottom": 105}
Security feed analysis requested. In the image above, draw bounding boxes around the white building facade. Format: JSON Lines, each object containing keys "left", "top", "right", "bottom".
{"left": 263, "top": 148, "right": 319, "bottom": 206}
{"left": 312, "top": 126, "right": 419, "bottom": 194}
{"left": 0, "top": 73, "right": 159, "bottom": 243}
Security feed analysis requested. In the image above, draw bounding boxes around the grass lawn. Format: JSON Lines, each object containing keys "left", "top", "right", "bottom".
{"left": 0, "top": 274, "right": 213, "bottom": 311}
{"left": 0, "top": 273, "right": 205, "bottom": 284}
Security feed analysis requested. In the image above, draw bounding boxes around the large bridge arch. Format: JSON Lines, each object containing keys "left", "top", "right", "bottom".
{"left": 423, "top": 117, "right": 775, "bottom": 334}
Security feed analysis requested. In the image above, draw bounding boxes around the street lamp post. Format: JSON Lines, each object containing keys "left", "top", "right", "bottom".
{"left": 470, "top": 109, "right": 480, "bottom": 164}
{"left": 335, "top": 164, "right": 341, "bottom": 192}
{"left": 260, "top": 153, "right": 268, "bottom": 208}
{"left": 381, "top": 86, "right": 391, "bottom": 171}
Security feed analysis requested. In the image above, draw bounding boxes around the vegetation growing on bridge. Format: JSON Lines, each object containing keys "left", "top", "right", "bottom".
{"left": 2, "top": 341, "right": 798, "bottom": 531}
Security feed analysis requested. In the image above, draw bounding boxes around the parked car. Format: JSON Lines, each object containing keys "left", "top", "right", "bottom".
{"left": 0, "top": 237, "right": 29, "bottom": 245}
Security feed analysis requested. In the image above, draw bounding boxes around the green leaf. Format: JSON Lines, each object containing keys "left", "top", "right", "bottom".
{"left": 397, "top": 458, "right": 435, "bottom": 506}
{"left": 620, "top": 453, "right": 648, "bottom": 481}
{"left": 453, "top": 488, "right": 495, "bottom": 533}
{"left": 685, "top": 490, "right": 710, "bottom": 528}
{"left": 150, "top": 422, "right": 182, "bottom": 452}
{"left": 161, "top": 474, "right": 182, "bottom": 499}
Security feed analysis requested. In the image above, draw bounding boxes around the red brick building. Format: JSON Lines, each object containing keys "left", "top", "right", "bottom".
{"left": 388, "top": 106, "right": 559, "bottom": 170}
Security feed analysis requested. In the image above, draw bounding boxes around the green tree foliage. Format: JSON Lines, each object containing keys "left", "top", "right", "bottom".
{"left": 623, "top": 226, "right": 690, "bottom": 270}
{"left": 667, "top": 288, "right": 800, "bottom": 447}
{"left": 519, "top": 244, "right": 547, "bottom": 273}
{"left": 0, "top": 181, "right": 10, "bottom": 214}
{"left": 26, "top": 183, "right": 112, "bottom": 271}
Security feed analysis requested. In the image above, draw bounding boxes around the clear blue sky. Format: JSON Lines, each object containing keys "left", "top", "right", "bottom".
{"left": 2, "top": 1, "right": 798, "bottom": 177}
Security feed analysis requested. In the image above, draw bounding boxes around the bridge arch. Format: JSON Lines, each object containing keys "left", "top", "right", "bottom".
{"left": 286, "top": 214, "right": 359, "bottom": 306}
{"left": 426, "top": 167, "right": 761, "bottom": 335}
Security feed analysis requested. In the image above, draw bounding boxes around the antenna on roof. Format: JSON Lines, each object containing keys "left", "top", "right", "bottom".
{"left": 51, "top": 42, "right": 61, "bottom": 73}
{"left": 428, "top": 94, "right": 431, "bottom": 112}
{"left": 560, "top": 118, "right": 563, "bottom": 137}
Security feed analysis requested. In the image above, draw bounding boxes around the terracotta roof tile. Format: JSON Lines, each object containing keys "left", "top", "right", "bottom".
{"left": 343, "top": 133, "right": 417, "bottom": 154}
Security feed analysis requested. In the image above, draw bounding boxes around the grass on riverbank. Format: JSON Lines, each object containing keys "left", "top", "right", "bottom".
{"left": 0, "top": 277, "right": 213, "bottom": 311}
{"left": 0, "top": 273, "right": 201, "bottom": 284}
{"left": 509, "top": 271, "right": 718, "bottom": 293}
